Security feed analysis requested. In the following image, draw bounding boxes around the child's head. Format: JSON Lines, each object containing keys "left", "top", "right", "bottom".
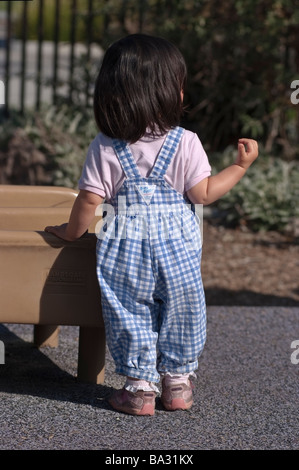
{"left": 93, "top": 34, "right": 187, "bottom": 143}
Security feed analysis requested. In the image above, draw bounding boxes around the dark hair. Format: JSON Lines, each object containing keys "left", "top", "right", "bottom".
{"left": 93, "top": 34, "right": 187, "bottom": 143}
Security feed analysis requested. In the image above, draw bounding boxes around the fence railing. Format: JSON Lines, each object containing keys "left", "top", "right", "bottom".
{"left": 0, "top": 0, "right": 108, "bottom": 116}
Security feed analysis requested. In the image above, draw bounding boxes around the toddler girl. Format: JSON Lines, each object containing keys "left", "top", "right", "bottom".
{"left": 45, "top": 34, "right": 258, "bottom": 416}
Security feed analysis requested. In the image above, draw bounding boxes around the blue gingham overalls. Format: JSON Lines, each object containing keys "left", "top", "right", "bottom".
{"left": 96, "top": 127, "right": 206, "bottom": 383}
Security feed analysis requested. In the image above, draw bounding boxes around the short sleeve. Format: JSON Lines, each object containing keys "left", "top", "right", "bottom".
{"left": 78, "top": 137, "right": 106, "bottom": 198}
{"left": 183, "top": 132, "right": 211, "bottom": 192}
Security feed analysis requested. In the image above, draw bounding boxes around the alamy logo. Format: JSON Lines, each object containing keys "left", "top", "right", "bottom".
{"left": 0, "top": 340, "right": 4, "bottom": 364}
{"left": 290, "top": 80, "right": 299, "bottom": 105}
{"left": 0, "top": 80, "right": 4, "bottom": 105}
{"left": 94, "top": 197, "right": 204, "bottom": 246}
{"left": 290, "top": 340, "right": 299, "bottom": 365}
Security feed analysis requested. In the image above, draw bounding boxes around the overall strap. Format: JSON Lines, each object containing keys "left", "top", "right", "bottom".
{"left": 112, "top": 139, "right": 140, "bottom": 179}
{"left": 113, "top": 126, "right": 184, "bottom": 180}
{"left": 149, "top": 126, "right": 184, "bottom": 179}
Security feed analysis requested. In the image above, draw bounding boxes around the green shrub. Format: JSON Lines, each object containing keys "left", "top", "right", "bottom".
{"left": 0, "top": 105, "right": 97, "bottom": 188}
{"left": 210, "top": 147, "right": 299, "bottom": 232}
{"left": 4, "top": 0, "right": 299, "bottom": 157}
{"left": 40, "top": 104, "right": 97, "bottom": 187}
{"left": 1, "top": 106, "right": 298, "bottom": 233}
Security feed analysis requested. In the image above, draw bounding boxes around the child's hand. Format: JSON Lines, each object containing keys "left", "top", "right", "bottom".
{"left": 45, "top": 223, "right": 73, "bottom": 241}
{"left": 235, "top": 138, "right": 258, "bottom": 170}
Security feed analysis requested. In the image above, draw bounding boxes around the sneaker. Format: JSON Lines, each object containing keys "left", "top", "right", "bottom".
{"left": 161, "top": 377, "right": 194, "bottom": 411}
{"left": 108, "top": 388, "right": 156, "bottom": 416}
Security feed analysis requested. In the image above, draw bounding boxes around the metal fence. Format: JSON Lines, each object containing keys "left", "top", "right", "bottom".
{"left": 1, "top": 0, "right": 106, "bottom": 116}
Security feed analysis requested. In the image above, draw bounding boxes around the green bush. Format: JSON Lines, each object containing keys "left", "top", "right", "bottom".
{"left": 4, "top": 0, "right": 299, "bottom": 156}
{"left": 0, "top": 105, "right": 97, "bottom": 188}
{"left": 6, "top": 0, "right": 104, "bottom": 43}
{"left": 210, "top": 147, "right": 299, "bottom": 232}
{"left": 40, "top": 104, "right": 97, "bottom": 187}
{"left": 1, "top": 106, "right": 298, "bottom": 233}
{"left": 2, "top": 0, "right": 299, "bottom": 232}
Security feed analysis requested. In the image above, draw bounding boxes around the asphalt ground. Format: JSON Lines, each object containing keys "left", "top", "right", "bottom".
{"left": 0, "top": 306, "right": 298, "bottom": 455}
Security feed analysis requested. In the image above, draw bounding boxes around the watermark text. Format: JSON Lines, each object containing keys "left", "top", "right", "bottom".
{"left": 0, "top": 340, "right": 4, "bottom": 364}
{"left": 290, "top": 340, "right": 299, "bottom": 364}
{"left": 290, "top": 80, "right": 299, "bottom": 105}
{"left": 94, "top": 197, "right": 203, "bottom": 247}
{"left": 0, "top": 80, "right": 4, "bottom": 105}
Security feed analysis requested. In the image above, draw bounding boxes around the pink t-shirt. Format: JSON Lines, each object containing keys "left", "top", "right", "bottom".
{"left": 78, "top": 128, "right": 211, "bottom": 202}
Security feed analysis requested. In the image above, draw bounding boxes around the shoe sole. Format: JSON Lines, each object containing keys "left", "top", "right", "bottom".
{"left": 162, "top": 397, "right": 193, "bottom": 411}
{"left": 108, "top": 398, "right": 155, "bottom": 416}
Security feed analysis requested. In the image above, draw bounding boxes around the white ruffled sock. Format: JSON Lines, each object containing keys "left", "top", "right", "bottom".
{"left": 162, "top": 372, "right": 196, "bottom": 386}
{"left": 124, "top": 377, "right": 159, "bottom": 393}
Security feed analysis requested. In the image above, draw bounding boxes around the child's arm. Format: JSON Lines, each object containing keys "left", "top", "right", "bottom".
{"left": 45, "top": 189, "right": 103, "bottom": 241}
{"left": 187, "top": 138, "right": 258, "bottom": 205}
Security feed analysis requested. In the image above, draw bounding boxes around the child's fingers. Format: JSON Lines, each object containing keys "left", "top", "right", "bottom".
{"left": 238, "top": 141, "right": 247, "bottom": 156}
{"left": 44, "top": 223, "right": 71, "bottom": 241}
{"left": 236, "top": 138, "right": 258, "bottom": 169}
{"left": 44, "top": 225, "right": 61, "bottom": 237}
{"left": 238, "top": 138, "right": 258, "bottom": 155}
{"left": 44, "top": 225, "right": 59, "bottom": 233}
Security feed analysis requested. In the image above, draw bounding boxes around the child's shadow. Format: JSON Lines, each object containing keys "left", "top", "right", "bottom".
{"left": 0, "top": 324, "right": 112, "bottom": 409}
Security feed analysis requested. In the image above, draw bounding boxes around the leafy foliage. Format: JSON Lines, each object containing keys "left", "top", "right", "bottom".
{"left": 1, "top": 0, "right": 299, "bottom": 232}
{"left": 0, "top": 105, "right": 96, "bottom": 188}
{"left": 5, "top": 0, "right": 299, "bottom": 157}
{"left": 1, "top": 107, "right": 298, "bottom": 232}
{"left": 210, "top": 147, "right": 299, "bottom": 232}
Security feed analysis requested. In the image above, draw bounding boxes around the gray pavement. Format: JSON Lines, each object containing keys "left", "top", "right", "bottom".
{"left": 0, "top": 306, "right": 299, "bottom": 451}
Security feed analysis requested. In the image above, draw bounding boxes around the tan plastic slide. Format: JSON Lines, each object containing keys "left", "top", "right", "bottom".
{"left": 0, "top": 185, "right": 105, "bottom": 384}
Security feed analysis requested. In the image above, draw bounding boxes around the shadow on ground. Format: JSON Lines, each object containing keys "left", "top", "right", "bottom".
{"left": 0, "top": 324, "right": 112, "bottom": 409}
{"left": 205, "top": 288, "right": 299, "bottom": 307}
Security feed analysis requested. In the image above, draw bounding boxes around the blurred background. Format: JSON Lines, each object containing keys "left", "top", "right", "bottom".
{"left": 0, "top": 0, "right": 298, "bottom": 234}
